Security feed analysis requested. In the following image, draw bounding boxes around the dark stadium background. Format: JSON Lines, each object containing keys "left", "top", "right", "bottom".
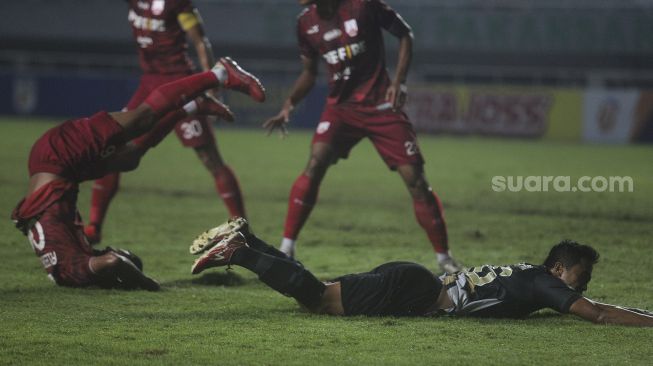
{"left": 1, "top": 0, "right": 652, "bottom": 141}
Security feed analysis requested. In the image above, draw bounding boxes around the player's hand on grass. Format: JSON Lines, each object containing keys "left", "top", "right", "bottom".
{"left": 386, "top": 83, "right": 407, "bottom": 111}
{"left": 263, "top": 100, "right": 293, "bottom": 138}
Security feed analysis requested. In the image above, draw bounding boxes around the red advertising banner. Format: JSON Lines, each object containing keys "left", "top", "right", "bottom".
{"left": 405, "top": 86, "right": 553, "bottom": 137}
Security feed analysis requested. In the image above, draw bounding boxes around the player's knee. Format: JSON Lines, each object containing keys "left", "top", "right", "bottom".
{"left": 304, "top": 143, "right": 336, "bottom": 178}
{"left": 304, "top": 155, "right": 330, "bottom": 178}
{"left": 406, "top": 178, "right": 431, "bottom": 200}
{"left": 398, "top": 165, "right": 423, "bottom": 185}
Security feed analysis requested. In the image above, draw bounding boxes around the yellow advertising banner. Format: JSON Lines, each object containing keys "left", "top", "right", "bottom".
{"left": 545, "top": 89, "right": 583, "bottom": 141}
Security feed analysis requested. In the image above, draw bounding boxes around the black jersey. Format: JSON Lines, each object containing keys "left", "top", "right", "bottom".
{"left": 441, "top": 263, "right": 582, "bottom": 318}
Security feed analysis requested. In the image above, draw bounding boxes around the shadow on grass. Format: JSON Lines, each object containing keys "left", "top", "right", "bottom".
{"left": 336, "top": 311, "right": 564, "bottom": 327}
{"left": 164, "top": 271, "right": 249, "bottom": 288}
{"left": 117, "top": 185, "right": 653, "bottom": 223}
{"left": 458, "top": 311, "right": 566, "bottom": 326}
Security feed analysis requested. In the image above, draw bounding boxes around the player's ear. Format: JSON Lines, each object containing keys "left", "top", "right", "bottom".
{"left": 552, "top": 262, "right": 565, "bottom": 278}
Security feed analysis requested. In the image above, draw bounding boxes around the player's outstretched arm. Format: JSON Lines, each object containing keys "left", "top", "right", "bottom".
{"left": 386, "top": 31, "right": 413, "bottom": 110}
{"left": 263, "top": 56, "right": 318, "bottom": 137}
{"left": 569, "top": 297, "right": 653, "bottom": 326}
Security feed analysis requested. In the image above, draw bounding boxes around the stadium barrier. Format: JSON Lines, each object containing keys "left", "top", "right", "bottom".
{"left": 0, "top": 70, "right": 326, "bottom": 130}
{"left": 404, "top": 84, "right": 653, "bottom": 143}
{"left": 1, "top": 71, "right": 651, "bottom": 143}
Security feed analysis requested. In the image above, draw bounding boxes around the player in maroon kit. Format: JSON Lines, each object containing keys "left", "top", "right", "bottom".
{"left": 12, "top": 59, "right": 265, "bottom": 290}
{"left": 264, "top": 0, "right": 461, "bottom": 272}
{"left": 84, "top": 0, "right": 247, "bottom": 244}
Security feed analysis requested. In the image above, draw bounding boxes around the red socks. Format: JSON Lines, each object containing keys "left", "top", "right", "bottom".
{"left": 89, "top": 173, "right": 121, "bottom": 229}
{"left": 143, "top": 71, "right": 219, "bottom": 117}
{"left": 413, "top": 192, "right": 449, "bottom": 253}
{"left": 213, "top": 165, "right": 246, "bottom": 218}
{"left": 283, "top": 174, "right": 320, "bottom": 240}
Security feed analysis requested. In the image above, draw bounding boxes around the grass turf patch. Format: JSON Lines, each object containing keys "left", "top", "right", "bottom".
{"left": 0, "top": 118, "right": 651, "bottom": 365}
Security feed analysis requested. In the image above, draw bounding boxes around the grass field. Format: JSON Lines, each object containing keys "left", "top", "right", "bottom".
{"left": 1, "top": 117, "right": 652, "bottom": 365}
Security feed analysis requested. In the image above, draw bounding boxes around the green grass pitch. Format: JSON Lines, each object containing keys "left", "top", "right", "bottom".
{"left": 1, "top": 118, "right": 652, "bottom": 365}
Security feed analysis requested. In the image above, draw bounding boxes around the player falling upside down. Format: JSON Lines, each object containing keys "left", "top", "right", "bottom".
{"left": 11, "top": 59, "right": 265, "bottom": 290}
{"left": 264, "top": 0, "right": 460, "bottom": 272}
{"left": 191, "top": 218, "right": 653, "bottom": 326}
{"left": 84, "top": 0, "right": 254, "bottom": 244}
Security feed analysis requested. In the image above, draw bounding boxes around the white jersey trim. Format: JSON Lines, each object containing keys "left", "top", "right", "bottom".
{"left": 440, "top": 273, "right": 503, "bottom": 315}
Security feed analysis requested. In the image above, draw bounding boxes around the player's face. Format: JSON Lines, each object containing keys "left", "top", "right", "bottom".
{"left": 559, "top": 261, "right": 593, "bottom": 293}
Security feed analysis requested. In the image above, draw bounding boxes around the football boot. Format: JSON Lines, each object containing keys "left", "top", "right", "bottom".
{"left": 191, "top": 231, "right": 249, "bottom": 274}
{"left": 215, "top": 57, "right": 266, "bottom": 102}
{"left": 189, "top": 217, "right": 249, "bottom": 255}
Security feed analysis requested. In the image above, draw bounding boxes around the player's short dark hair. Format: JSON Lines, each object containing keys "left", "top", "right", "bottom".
{"left": 543, "top": 240, "right": 600, "bottom": 269}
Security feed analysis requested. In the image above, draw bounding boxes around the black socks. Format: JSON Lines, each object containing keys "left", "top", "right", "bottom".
{"left": 231, "top": 246, "right": 325, "bottom": 309}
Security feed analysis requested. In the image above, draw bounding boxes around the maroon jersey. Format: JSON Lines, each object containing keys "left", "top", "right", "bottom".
{"left": 127, "top": 0, "right": 195, "bottom": 74}
{"left": 296, "top": 0, "right": 411, "bottom": 106}
{"left": 12, "top": 180, "right": 97, "bottom": 287}
{"left": 28, "top": 111, "right": 125, "bottom": 183}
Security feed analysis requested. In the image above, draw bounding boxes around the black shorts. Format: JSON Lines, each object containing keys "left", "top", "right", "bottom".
{"left": 337, "top": 262, "right": 442, "bottom": 317}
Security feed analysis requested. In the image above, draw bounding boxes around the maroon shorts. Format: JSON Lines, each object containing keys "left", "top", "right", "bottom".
{"left": 311, "top": 105, "right": 424, "bottom": 170}
{"left": 28, "top": 111, "right": 125, "bottom": 182}
{"left": 23, "top": 190, "right": 97, "bottom": 287}
{"left": 127, "top": 73, "right": 215, "bottom": 148}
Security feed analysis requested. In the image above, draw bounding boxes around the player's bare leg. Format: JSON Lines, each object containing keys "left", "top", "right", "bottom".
{"left": 281, "top": 142, "right": 336, "bottom": 257}
{"left": 397, "top": 164, "right": 461, "bottom": 273}
{"left": 86, "top": 143, "right": 146, "bottom": 244}
{"left": 109, "top": 105, "right": 157, "bottom": 139}
{"left": 85, "top": 173, "right": 120, "bottom": 244}
{"left": 109, "top": 85, "right": 211, "bottom": 141}
{"left": 109, "top": 59, "right": 262, "bottom": 141}
{"left": 85, "top": 97, "right": 234, "bottom": 244}
{"left": 90, "top": 251, "right": 160, "bottom": 291}
{"left": 86, "top": 105, "right": 185, "bottom": 245}
{"left": 314, "top": 282, "right": 345, "bottom": 315}
{"left": 194, "top": 143, "right": 246, "bottom": 218}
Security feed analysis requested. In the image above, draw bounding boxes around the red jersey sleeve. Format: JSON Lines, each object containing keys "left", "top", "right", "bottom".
{"left": 296, "top": 19, "right": 318, "bottom": 59}
{"left": 370, "top": 0, "right": 411, "bottom": 38}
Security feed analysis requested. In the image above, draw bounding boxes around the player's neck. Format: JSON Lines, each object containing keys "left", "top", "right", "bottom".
{"left": 316, "top": 0, "right": 340, "bottom": 20}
